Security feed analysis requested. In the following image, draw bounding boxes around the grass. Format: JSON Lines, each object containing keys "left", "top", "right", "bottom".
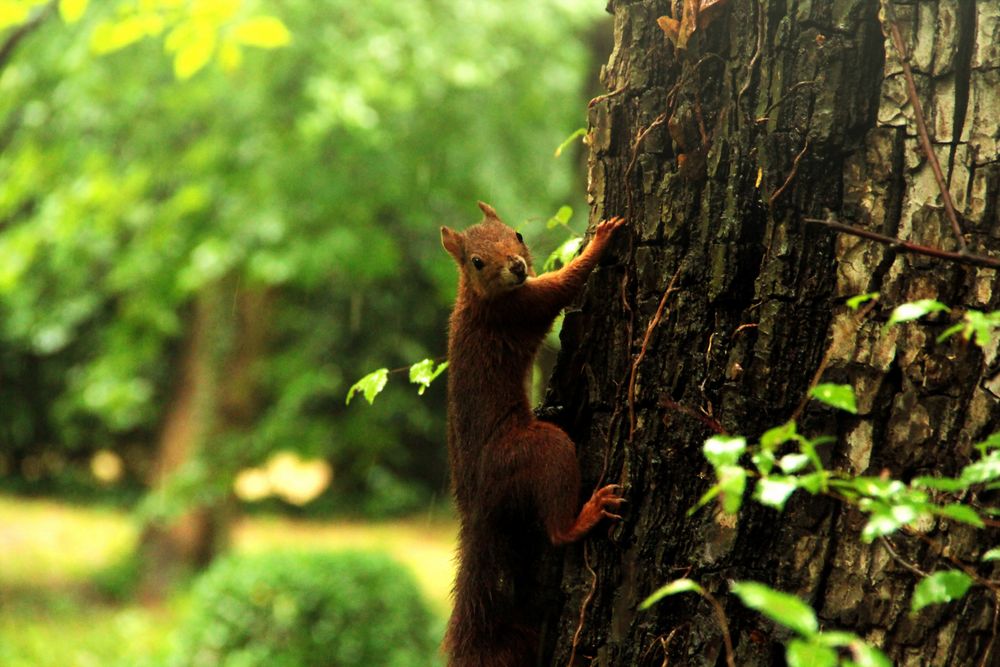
{"left": 0, "top": 493, "right": 457, "bottom": 667}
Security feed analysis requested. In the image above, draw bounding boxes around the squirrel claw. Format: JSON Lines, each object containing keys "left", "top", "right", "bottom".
{"left": 594, "top": 216, "right": 627, "bottom": 240}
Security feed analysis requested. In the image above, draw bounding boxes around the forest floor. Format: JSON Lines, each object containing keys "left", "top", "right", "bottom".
{"left": 0, "top": 493, "right": 457, "bottom": 667}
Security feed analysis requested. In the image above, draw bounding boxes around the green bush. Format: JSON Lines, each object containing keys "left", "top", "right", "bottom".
{"left": 167, "top": 550, "right": 439, "bottom": 667}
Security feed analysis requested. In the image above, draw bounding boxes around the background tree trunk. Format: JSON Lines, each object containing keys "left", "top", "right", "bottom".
{"left": 540, "top": 1, "right": 1000, "bottom": 665}
{"left": 138, "top": 281, "right": 269, "bottom": 598}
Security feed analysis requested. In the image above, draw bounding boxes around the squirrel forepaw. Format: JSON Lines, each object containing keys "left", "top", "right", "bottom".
{"left": 594, "top": 216, "right": 627, "bottom": 241}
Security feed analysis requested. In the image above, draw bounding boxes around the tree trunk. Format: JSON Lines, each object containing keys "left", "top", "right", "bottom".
{"left": 138, "top": 281, "right": 269, "bottom": 598}
{"left": 539, "top": 1, "right": 1000, "bottom": 665}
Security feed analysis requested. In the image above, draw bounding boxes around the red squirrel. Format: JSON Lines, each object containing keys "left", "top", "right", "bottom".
{"left": 440, "top": 202, "right": 626, "bottom": 667}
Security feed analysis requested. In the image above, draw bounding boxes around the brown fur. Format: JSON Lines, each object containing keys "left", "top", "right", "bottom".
{"left": 440, "top": 202, "right": 626, "bottom": 666}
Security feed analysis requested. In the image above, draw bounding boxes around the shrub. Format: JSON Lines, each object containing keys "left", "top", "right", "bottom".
{"left": 167, "top": 550, "right": 439, "bottom": 667}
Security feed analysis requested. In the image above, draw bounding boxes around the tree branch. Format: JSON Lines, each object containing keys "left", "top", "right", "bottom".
{"left": 0, "top": 2, "right": 57, "bottom": 74}
{"left": 804, "top": 217, "right": 1000, "bottom": 270}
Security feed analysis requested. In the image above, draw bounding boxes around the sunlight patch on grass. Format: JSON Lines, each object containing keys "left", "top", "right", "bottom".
{"left": 0, "top": 495, "right": 135, "bottom": 586}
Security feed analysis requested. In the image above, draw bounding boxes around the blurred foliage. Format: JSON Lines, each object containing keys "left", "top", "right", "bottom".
{"left": 0, "top": 493, "right": 456, "bottom": 666}
{"left": 167, "top": 550, "right": 439, "bottom": 667}
{"left": 0, "top": 0, "right": 603, "bottom": 514}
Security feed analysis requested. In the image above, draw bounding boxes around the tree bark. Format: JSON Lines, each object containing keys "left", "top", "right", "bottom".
{"left": 540, "top": 1, "right": 1000, "bottom": 665}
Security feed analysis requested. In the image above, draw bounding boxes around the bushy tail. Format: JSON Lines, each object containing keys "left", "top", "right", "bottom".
{"left": 444, "top": 532, "right": 538, "bottom": 667}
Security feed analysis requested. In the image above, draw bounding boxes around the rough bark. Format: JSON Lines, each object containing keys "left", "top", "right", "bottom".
{"left": 539, "top": 1, "right": 1000, "bottom": 665}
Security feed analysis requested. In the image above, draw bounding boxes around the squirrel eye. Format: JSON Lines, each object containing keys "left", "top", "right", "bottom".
{"left": 515, "top": 232, "right": 524, "bottom": 243}
{"left": 471, "top": 257, "right": 485, "bottom": 270}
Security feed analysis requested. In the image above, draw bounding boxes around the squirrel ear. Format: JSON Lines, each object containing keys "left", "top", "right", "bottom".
{"left": 440, "top": 226, "right": 464, "bottom": 262}
{"left": 477, "top": 201, "right": 499, "bottom": 220}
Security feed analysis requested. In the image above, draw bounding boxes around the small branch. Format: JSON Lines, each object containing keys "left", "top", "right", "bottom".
{"left": 769, "top": 137, "right": 810, "bottom": 207}
{"left": 385, "top": 355, "right": 447, "bottom": 375}
{"left": 880, "top": 0, "right": 967, "bottom": 252}
{"left": 0, "top": 2, "right": 56, "bottom": 73}
{"left": 879, "top": 536, "right": 930, "bottom": 578}
{"left": 804, "top": 217, "right": 1000, "bottom": 269}
{"left": 907, "top": 529, "right": 1000, "bottom": 597}
{"left": 589, "top": 85, "right": 628, "bottom": 109}
{"left": 702, "top": 589, "right": 737, "bottom": 667}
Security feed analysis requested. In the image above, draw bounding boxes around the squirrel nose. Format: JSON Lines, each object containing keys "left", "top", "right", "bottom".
{"left": 509, "top": 256, "right": 526, "bottom": 279}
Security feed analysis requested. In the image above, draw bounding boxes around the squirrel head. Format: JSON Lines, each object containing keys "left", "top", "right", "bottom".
{"left": 441, "top": 201, "right": 535, "bottom": 299}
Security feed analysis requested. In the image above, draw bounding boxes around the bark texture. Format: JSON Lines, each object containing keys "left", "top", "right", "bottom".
{"left": 539, "top": 1, "right": 1000, "bottom": 665}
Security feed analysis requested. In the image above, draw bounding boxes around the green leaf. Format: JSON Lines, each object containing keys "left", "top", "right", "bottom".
{"left": 798, "top": 471, "right": 828, "bottom": 494}
{"left": 174, "top": 40, "right": 215, "bottom": 79}
{"left": 345, "top": 368, "right": 389, "bottom": 406}
{"left": 964, "top": 310, "right": 1000, "bottom": 347}
{"left": 854, "top": 477, "right": 906, "bottom": 498}
{"left": 408, "top": 359, "right": 448, "bottom": 395}
{"left": 936, "top": 322, "right": 966, "bottom": 343}
{"left": 59, "top": 0, "right": 88, "bottom": 23}
{"left": 861, "top": 506, "right": 909, "bottom": 542}
{"left": 779, "top": 453, "right": 811, "bottom": 474}
{"left": 974, "top": 432, "right": 1000, "bottom": 455}
{"left": 846, "top": 292, "right": 879, "bottom": 310}
{"left": 639, "top": 578, "right": 704, "bottom": 610}
{"left": 910, "top": 476, "right": 968, "bottom": 492}
{"left": 810, "top": 383, "right": 857, "bottom": 414}
{"left": 961, "top": 452, "right": 1000, "bottom": 485}
{"left": 886, "top": 299, "right": 949, "bottom": 326}
{"left": 761, "top": 421, "right": 797, "bottom": 452}
{"left": 752, "top": 451, "right": 776, "bottom": 475}
{"left": 554, "top": 127, "right": 587, "bottom": 157}
{"left": 911, "top": 570, "right": 973, "bottom": 613}
{"left": 731, "top": 581, "right": 819, "bottom": 637}
{"left": 91, "top": 15, "right": 165, "bottom": 54}
{"left": 934, "top": 503, "right": 984, "bottom": 528}
{"left": 982, "top": 547, "right": 1000, "bottom": 562}
{"left": 718, "top": 465, "right": 747, "bottom": 514}
{"left": 542, "top": 237, "right": 583, "bottom": 271}
{"left": 754, "top": 476, "right": 798, "bottom": 510}
{"left": 688, "top": 483, "right": 722, "bottom": 516}
{"left": 547, "top": 205, "right": 574, "bottom": 229}
{"left": 814, "top": 630, "right": 858, "bottom": 647}
{"left": 786, "top": 639, "right": 837, "bottom": 667}
{"left": 232, "top": 16, "right": 292, "bottom": 48}
{"left": 703, "top": 435, "right": 747, "bottom": 468}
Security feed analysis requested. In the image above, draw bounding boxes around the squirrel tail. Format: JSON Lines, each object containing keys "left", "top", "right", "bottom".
{"left": 444, "top": 527, "right": 538, "bottom": 667}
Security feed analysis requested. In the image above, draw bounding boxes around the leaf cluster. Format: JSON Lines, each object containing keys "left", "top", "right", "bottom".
{"left": 680, "top": 297, "right": 1000, "bottom": 662}
{"left": 0, "top": 0, "right": 604, "bottom": 513}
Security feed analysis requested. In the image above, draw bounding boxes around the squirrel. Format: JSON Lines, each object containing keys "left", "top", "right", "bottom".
{"left": 440, "top": 201, "right": 626, "bottom": 667}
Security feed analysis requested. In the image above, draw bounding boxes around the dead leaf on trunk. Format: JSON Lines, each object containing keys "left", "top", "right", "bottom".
{"left": 657, "top": 0, "right": 730, "bottom": 49}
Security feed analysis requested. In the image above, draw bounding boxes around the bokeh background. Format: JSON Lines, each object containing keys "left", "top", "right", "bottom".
{"left": 0, "top": 0, "right": 607, "bottom": 664}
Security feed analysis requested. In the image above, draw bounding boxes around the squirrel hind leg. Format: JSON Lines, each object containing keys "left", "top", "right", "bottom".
{"left": 518, "top": 421, "right": 624, "bottom": 545}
